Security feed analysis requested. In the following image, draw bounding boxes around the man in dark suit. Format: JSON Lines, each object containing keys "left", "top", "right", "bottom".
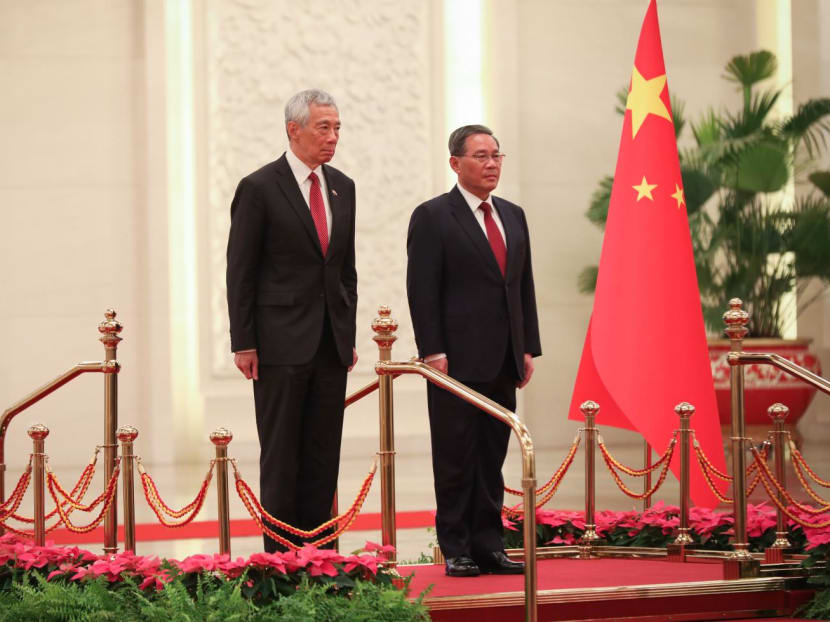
{"left": 226, "top": 89, "right": 358, "bottom": 552}
{"left": 407, "top": 125, "right": 541, "bottom": 576}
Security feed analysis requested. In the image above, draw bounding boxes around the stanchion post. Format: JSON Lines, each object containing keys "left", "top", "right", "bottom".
{"left": 372, "top": 306, "right": 398, "bottom": 566}
{"left": 643, "top": 439, "right": 652, "bottom": 511}
{"left": 723, "top": 298, "right": 759, "bottom": 579}
{"left": 118, "top": 425, "right": 138, "bottom": 553}
{"left": 28, "top": 424, "right": 49, "bottom": 546}
{"left": 98, "top": 309, "right": 122, "bottom": 555}
{"left": 211, "top": 428, "right": 233, "bottom": 556}
{"left": 668, "top": 402, "right": 694, "bottom": 559}
{"left": 766, "top": 403, "right": 791, "bottom": 563}
{"left": 579, "top": 400, "right": 600, "bottom": 558}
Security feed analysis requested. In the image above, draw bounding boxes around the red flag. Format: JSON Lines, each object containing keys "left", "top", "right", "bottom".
{"left": 569, "top": 0, "right": 726, "bottom": 507}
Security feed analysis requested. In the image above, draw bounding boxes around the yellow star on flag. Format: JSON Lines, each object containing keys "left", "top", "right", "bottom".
{"left": 671, "top": 183, "right": 685, "bottom": 209}
{"left": 632, "top": 176, "right": 658, "bottom": 201}
{"left": 626, "top": 66, "right": 672, "bottom": 139}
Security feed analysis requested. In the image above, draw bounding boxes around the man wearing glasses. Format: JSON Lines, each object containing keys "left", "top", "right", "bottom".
{"left": 406, "top": 125, "right": 541, "bottom": 576}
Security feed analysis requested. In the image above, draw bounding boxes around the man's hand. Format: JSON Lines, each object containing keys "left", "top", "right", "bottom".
{"left": 234, "top": 351, "right": 259, "bottom": 380}
{"left": 517, "top": 353, "right": 534, "bottom": 388}
{"left": 349, "top": 348, "right": 358, "bottom": 372}
{"left": 425, "top": 356, "right": 448, "bottom": 374}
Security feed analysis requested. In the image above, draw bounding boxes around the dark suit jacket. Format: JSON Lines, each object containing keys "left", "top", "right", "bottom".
{"left": 226, "top": 153, "right": 357, "bottom": 367}
{"left": 406, "top": 186, "right": 541, "bottom": 382}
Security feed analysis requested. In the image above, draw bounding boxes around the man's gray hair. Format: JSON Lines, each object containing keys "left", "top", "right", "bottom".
{"left": 448, "top": 124, "right": 499, "bottom": 156}
{"left": 284, "top": 89, "right": 338, "bottom": 127}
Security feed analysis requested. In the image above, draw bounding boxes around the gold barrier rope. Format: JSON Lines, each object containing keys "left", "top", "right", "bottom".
{"left": 0, "top": 458, "right": 32, "bottom": 521}
{"left": 9, "top": 450, "right": 99, "bottom": 524}
{"left": 503, "top": 434, "right": 580, "bottom": 517}
{"left": 693, "top": 437, "right": 767, "bottom": 503}
{"left": 46, "top": 459, "right": 121, "bottom": 534}
{"left": 233, "top": 456, "right": 377, "bottom": 550}
{"left": 599, "top": 433, "right": 676, "bottom": 499}
{"left": 786, "top": 436, "right": 830, "bottom": 511}
{"left": 791, "top": 438, "right": 830, "bottom": 487}
{"left": 138, "top": 457, "right": 214, "bottom": 527}
{"left": 504, "top": 434, "right": 580, "bottom": 497}
{"left": 750, "top": 445, "right": 830, "bottom": 528}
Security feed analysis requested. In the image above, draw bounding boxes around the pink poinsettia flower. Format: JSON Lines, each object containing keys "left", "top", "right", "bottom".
{"left": 342, "top": 554, "right": 379, "bottom": 575}
{"left": 502, "top": 514, "right": 518, "bottom": 531}
{"left": 176, "top": 553, "right": 221, "bottom": 574}
{"left": 47, "top": 562, "right": 79, "bottom": 581}
{"left": 363, "top": 541, "right": 397, "bottom": 555}
{"left": 295, "top": 545, "right": 341, "bottom": 577}
{"left": 547, "top": 534, "right": 576, "bottom": 545}
{"left": 217, "top": 556, "right": 248, "bottom": 579}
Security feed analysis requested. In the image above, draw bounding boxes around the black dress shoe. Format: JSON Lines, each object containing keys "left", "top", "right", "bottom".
{"left": 475, "top": 551, "right": 525, "bottom": 575}
{"left": 445, "top": 555, "right": 481, "bottom": 577}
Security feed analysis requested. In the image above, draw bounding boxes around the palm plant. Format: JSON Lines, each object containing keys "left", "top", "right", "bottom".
{"left": 580, "top": 50, "right": 830, "bottom": 337}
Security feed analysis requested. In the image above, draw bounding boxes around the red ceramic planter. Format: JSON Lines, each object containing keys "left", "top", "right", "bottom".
{"left": 709, "top": 338, "right": 821, "bottom": 426}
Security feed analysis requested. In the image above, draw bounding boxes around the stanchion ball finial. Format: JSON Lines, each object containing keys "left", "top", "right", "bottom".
{"left": 674, "top": 402, "right": 695, "bottom": 418}
{"left": 210, "top": 428, "right": 233, "bottom": 446}
{"left": 27, "top": 423, "right": 49, "bottom": 440}
{"left": 98, "top": 308, "right": 123, "bottom": 346}
{"left": 117, "top": 425, "right": 139, "bottom": 442}
{"left": 723, "top": 298, "right": 749, "bottom": 340}
{"left": 579, "top": 401, "right": 600, "bottom": 417}
{"left": 767, "top": 403, "right": 789, "bottom": 423}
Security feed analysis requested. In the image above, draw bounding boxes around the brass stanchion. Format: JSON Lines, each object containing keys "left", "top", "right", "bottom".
{"left": 211, "top": 428, "right": 232, "bottom": 556}
{"left": 723, "top": 298, "right": 759, "bottom": 578}
{"left": 118, "top": 425, "right": 138, "bottom": 553}
{"left": 372, "top": 306, "right": 398, "bottom": 566}
{"left": 765, "top": 403, "right": 791, "bottom": 563}
{"left": 643, "top": 439, "right": 652, "bottom": 511}
{"left": 668, "top": 402, "right": 694, "bottom": 559}
{"left": 579, "top": 400, "right": 600, "bottom": 558}
{"left": 98, "top": 309, "right": 122, "bottom": 555}
{"left": 28, "top": 423, "right": 49, "bottom": 546}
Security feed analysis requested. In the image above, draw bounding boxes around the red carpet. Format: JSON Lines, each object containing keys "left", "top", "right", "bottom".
{"left": 401, "top": 556, "right": 723, "bottom": 598}
{"left": 43, "top": 511, "right": 434, "bottom": 545}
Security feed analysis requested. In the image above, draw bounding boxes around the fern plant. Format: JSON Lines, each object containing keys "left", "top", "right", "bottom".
{"left": 580, "top": 50, "right": 830, "bottom": 337}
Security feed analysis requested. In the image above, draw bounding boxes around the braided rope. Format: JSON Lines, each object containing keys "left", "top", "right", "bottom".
{"left": 138, "top": 458, "right": 214, "bottom": 526}
{"left": 790, "top": 436, "right": 830, "bottom": 488}
{"left": 601, "top": 439, "right": 675, "bottom": 499}
{"left": 505, "top": 434, "right": 580, "bottom": 497}
{"left": 503, "top": 435, "right": 580, "bottom": 516}
{"left": 598, "top": 434, "right": 676, "bottom": 477}
{"left": 233, "top": 457, "right": 376, "bottom": 550}
{"left": 750, "top": 446, "right": 830, "bottom": 518}
{"left": 789, "top": 448, "right": 830, "bottom": 511}
{"left": 46, "top": 463, "right": 120, "bottom": 534}
{"left": 750, "top": 447, "right": 830, "bottom": 528}
{"left": 0, "top": 462, "right": 32, "bottom": 522}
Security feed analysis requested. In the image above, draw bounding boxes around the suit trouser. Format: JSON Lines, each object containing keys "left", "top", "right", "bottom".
{"left": 427, "top": 351, "right": 518, "bottom": 560}
{"left": 253, "top": 315, "right": 347, "bottom": 552}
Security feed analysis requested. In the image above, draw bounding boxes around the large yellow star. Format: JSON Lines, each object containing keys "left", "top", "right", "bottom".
{"left": 626, "top": 66, "right": 672, "bottom": 139}
{"left": 632, "top": 176, "right": 658, "bottom": 201}
{"left": 671, "top": 183, "right": 685, "bottom": 209}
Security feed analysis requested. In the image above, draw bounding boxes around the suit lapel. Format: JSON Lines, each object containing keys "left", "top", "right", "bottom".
{"left": 492, "top": 197, "right": 519, "bottom": 280}
{"left": 448, "top": 186, "right": 503, "bottom": 279}
{"left": 273, "top": 154, "right": 324, "bottom": 256}
{"left": 322, "top": 164, "right": 347, "bottom": 264}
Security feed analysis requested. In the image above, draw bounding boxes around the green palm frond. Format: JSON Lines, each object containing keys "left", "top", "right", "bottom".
{"left": 779, "top": 97, "right": 830, "bottom": 157}
{"left": 809, "top": 170, "right": 830, "bottom": 198}
{"left": 724, "top": 50, "right": 777, "bottom": 112}
{"left": 615, "top": 85, "right": 629, "bottom": 116}
{"left": 578, "top": 265, "right": 599, "bottom": 294}
{"left": 721, "top": 89, "right": 781, "bottom": 138}
{"left": 691, "top": 109, "right": 721, "bottom": 146}
{"left": 671, "top": 94, "right": 686, "bottom": 139}
{"left": 586, "top": 175, "right": 614, "bottom": 228}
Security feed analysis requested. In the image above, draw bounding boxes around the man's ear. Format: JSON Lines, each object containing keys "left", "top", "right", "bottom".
{"left": 449, "top": 155, "right": 460, "bottom": 174}
{"left": 286, "top": 121, "right": 298, "bottom": 142}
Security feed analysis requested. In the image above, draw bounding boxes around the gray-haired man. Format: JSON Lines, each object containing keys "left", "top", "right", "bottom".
{"left": 226, "top": 89, "right": 358, "bottom": 552}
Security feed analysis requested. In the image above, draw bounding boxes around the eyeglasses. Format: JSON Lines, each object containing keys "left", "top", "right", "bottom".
{"left": 459, "top": 153, "right": 506, "bottom": 164}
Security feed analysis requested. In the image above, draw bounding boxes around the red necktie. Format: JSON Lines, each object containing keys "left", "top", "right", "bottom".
{"left": 308, "top": 172, "right": 329, "bottom": 256}
{"left": 480, "top": 202, "right": 506, "bottom": 277}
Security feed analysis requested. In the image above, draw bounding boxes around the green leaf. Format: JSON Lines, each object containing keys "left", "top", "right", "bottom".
{"left": 780, "top": 97, "right": 830, "bottom": 158}
{"left": 578, "top": 265, "right": 599, "bottom": 294}
{"left": 680, "top": 164, "right": 717, "bottom": 215}
{"left": 724, "top": 50, "right": 777, "bottom": 87}
{"left": 723, "top": 140, "right": 790, "bottom": 193}
{"left": 586, "top": 175, "right": 614, "bottom": 228}
{"left": 809, "top": 170, "right": 830, "bottom": 198}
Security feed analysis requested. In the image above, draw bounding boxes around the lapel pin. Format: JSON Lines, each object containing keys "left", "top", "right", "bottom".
{"left": 331, "top": 189, "right": 338, "bottom": 196}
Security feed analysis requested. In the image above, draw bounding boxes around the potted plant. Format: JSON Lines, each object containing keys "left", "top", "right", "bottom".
{"left": 580, "top": 50, "right": 830, "bottom": 427}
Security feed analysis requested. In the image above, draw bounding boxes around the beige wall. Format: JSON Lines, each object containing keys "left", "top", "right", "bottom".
{"left": 1, "top": 0, "right": 828, "bottom": 479}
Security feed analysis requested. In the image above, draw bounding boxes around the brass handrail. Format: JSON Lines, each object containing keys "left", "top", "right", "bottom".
{"left": 0, "top": 309, "right": 122, "bottom": 553}
{"left": 728, "top": 351, "right": 830, "bottom": 395}
{"left": 0, "top": 362, "right": 113, "bottom": 504}
{"left": 375, "top": 359, "right": 538, "bottom": 622}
